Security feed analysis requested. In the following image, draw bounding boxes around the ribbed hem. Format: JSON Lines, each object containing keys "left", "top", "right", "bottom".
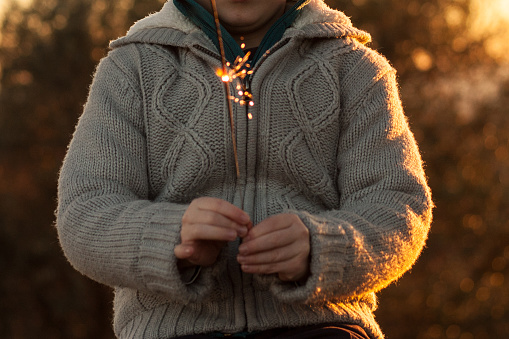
{"left": 115, "top": 294, "right": 383, "bottom": 339}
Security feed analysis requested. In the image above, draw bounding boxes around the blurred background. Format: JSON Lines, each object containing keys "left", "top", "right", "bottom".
{"left": 0, "top": 0, "right": 508, "bottom": 338}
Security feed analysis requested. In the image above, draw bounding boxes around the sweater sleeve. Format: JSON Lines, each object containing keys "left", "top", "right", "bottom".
{"left": 56, "top": 50, "right": 212, "bottom": 303}
{"left": 269, "top": 53, "right": 433, "bottom": 304}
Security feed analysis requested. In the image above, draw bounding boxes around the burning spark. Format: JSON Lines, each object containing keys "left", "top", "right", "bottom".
{"left": 215, "top": 52, "right": 254, "bottom": 107}
{"left": 216, "top": 52, "right": 253, "bottom": 83}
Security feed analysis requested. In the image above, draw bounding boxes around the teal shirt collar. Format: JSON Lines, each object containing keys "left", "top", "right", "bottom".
{"left": 173, "top": 0, "right": 310, "bottom": 65}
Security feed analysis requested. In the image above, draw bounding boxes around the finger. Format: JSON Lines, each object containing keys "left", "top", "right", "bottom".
{"left": 247, "top": 214, "right": 293, "bottom": 238}
{"left": 176, "top": 241, "right": 225, "bottom": 266}
{"left": 185, "top": 209, "right": 247, "bottom": 234}
{"left": 174, "top": 243, "right": 195, "bottom": 260}
{"left": 240, "top": 262, "right": 280, "bottom": 275}
{"left": 245, "top": 213, "right": 306, "bottom": 242}
{"left": 181, "top": 223, "right": 238, "bottom": 243}
{"left": 237, "top": 240, "right": 303, "bottom": 265}
{"left": 194, "top": 197, "right": 251, "bottom": 225}
{"left": 239, "top": 228, "right": 295, "bottom": 255}
{"left": 240, "top": 256, "right": 307, "bottom": 281}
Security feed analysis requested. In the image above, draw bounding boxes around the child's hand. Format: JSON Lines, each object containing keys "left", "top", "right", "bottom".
{"left": 237, "top": 214, "right": 310, "bottom": 283}
{"left": 174, "top": 197, "right": 251, "bottom": 267}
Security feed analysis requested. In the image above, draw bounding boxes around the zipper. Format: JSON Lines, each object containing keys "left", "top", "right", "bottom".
{"left": 193, "top": 42, "right": 249, "bottom": 332}
{"left": 191, "top": 39, "right": 294, "bottom": 332}
{"left": 248, "top": 38, "right": 291, "bottom": 80}
{"left": 193, "top": 44, "right": 223, "bottom": 63}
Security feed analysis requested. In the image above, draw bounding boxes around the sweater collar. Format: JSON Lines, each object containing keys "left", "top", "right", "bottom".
{"left": 110, "top": 0, "right": 371, "bottom": 52}
{"left": 173, "top": 0, "right": 310, "bottom": 65}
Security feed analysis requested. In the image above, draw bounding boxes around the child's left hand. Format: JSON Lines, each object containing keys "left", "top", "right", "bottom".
{"left": 237, "top": 214, "right": 310, "bottom": 283}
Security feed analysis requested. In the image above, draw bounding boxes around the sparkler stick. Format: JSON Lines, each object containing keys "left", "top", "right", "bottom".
{"left": 209, "top": 0, "right": 243, "bottom": 208}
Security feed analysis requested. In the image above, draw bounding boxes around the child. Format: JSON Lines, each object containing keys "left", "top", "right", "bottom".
{"left": 56, "top": 0, "right": 433, "bottom": 338}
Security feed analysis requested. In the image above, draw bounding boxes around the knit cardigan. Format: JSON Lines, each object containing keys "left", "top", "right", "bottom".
{"left": 56, "top": 1, "right": 433, "bottom": 338}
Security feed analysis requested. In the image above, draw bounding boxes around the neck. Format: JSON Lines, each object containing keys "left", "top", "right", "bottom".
{"left": 232, "top": 35, "right": 262, "bottom": 50}
{"left": 223, "top": 7, "right": 287, "bottom": 49}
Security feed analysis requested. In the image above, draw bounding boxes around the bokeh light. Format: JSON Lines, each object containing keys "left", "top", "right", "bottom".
{"left": 469, "top": 0, "right": 509, "bottom": 62}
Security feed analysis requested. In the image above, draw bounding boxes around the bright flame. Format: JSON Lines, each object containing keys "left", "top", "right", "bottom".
{"left": 216, "top": 52, "right": 252, "bottom": 83}
{"left": 216, "top": 69, "right": 231, "bottom": 82}
{"left": 215, "top": 51, "right": 255, "bottom": 106}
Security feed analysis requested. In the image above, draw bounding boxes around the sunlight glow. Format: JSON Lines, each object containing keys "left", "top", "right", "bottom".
{"left": 0, "top": 0, "right": 31, "bottom": 19}
{"left": 470, "top": 0, "right": 509, "bottom": 34}
{"left": 469, "top": 0, "right": 509, "bottom": 61}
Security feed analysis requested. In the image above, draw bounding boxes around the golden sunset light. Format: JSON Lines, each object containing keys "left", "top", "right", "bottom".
{"left": 469, "top": 0, "right": 509, "bottom": 61}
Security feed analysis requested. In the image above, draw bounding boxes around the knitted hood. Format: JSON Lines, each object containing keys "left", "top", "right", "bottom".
{"left": 110, "top": 0, "right": 371, "bottom": 49}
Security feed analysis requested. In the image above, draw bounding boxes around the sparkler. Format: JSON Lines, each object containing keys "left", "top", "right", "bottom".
{"left": 215, "top": 54, "right": 254, "bottom": 107}
{"left": 209, "top": 0, "right": 253, "bottom": 209}
{"left": 209, "top": 0, "right": 238, "bottom": 176}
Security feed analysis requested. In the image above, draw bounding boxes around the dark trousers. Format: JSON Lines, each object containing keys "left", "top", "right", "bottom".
{"left": 177, "top": 323, "right": 370, "bottom": 339}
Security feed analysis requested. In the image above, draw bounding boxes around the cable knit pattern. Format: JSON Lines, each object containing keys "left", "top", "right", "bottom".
{"left": 56, "top": 1, "right": 433, "bottom": 338}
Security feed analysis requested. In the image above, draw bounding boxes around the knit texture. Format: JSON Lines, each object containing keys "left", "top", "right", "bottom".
{"left": 56, "top": 1, "right": 433, "bottom": 338}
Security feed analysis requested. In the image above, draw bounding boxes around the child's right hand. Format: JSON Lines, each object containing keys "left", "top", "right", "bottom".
{"left": 174, "top": 197, "right": 251, "bottom": 267}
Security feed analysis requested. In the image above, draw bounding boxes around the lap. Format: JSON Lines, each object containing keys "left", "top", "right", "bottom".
{"left": 176, "top": 323, "right": 370, "bottom": 339}
{"left": 253, "top": 323, "right": 369, "bottom": 339}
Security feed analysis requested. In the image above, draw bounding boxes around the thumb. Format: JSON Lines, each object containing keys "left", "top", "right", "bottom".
{"left": 174, "top": 243, "right": 195, "bottom": 260}
{"left": 175, "top": 242, "right": 212, "bottom": 266}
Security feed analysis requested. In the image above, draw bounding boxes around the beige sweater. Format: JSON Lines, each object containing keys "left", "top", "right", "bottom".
{"left": 56, "top": 1, "right": 433, "bottom": 338}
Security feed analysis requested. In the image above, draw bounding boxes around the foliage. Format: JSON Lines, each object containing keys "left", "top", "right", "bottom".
{"left": 1, "top": 0, "right": 508, "bottom": 338}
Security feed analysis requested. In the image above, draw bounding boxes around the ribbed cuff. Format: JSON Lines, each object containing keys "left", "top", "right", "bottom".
{"left": 137, "top": 203, "right": 210, "bottom": 302}
{"left": 269, "top": 210, "right": 349, "bottom": 303}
